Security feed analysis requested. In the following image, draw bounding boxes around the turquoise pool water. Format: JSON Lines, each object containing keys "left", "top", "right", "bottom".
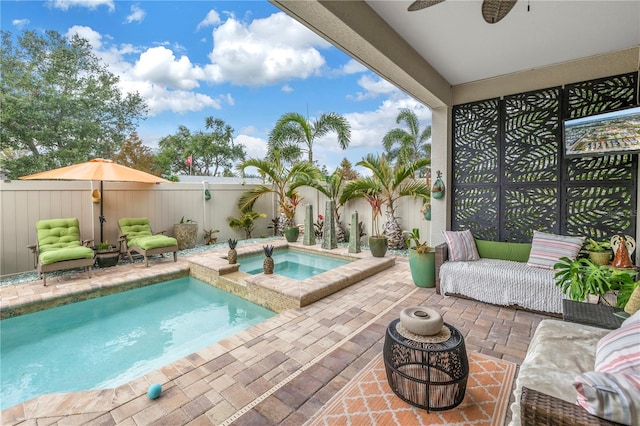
{"left": 239, "top": 249, "right": 351, "bottom": 280}
{"left": 0, "top": 277, "right": 275, "bottom": 410}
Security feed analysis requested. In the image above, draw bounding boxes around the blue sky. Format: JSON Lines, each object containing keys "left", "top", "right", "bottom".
{"left": 2, "top": 0, "right": 432, "bottom": 173}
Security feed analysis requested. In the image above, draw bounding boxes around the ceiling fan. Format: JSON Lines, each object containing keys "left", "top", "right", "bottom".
{"left": 408, "top": 0, "right": 518, "bottom": 24}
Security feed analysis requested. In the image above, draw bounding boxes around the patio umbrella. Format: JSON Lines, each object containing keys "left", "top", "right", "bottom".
{"left": 20, "top": 158, "right": 170, "bottom": 242}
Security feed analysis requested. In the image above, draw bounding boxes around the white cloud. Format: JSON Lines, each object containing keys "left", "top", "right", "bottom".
{"left": 347, "top": 74, "right": 399, "bottom": 101}
{"left": 125, "top": 5, "right": 146, "bottom": 24}
{"left": 66, "top": 25, "right": 103, "bottom": 49}
{"left": 12, "top": 19, "right": 30, "bottom": 29}
{"left": 281, "top": 85, "right": 293, "bottom": 93}
{"left": 204, "top": 12, "right": 330, "bottom": 86}
{"left": 341, "top": 59, "right": 367, "bottom": 75}
{"left": 131, "top": 46, "right": 205, "bottom": 90}
{"left": 236, "top": 134, "right": 267, "bottom": 160}
{"left": 197, "top": 10, "right": 221, "bottom": 31}
{"left": 48, "top": 0, "right": 114, "bottom": 12}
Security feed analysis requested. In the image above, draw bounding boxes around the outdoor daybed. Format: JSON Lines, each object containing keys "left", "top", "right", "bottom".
{"left": 435, "top": 230, "right": 583, "bottom": 314}
{"left": 510, "top": 311, "right": 640, "bottom": 425}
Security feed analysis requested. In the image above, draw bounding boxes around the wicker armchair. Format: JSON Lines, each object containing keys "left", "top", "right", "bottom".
{"left": 521, "top": 387, "right": 622, "bottom": 426}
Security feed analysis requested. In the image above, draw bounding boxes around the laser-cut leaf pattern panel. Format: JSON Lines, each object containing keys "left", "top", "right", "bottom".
{"left": 565, "top": 186, "right": 635, "bottom": 239}
{"left": 452, "top": 186, "right": 498, "bottom": 240}
{"left": 451, "top": 72, "right": 637, "bottom": 243}
{"left": 504, "top": 186, "right": 558, "bottom": 242}
{"left": 453, "top": 99, "right": 499, "bottom": 184}
{"left": 504, "top": 89, "right": 560, "bottom": 183}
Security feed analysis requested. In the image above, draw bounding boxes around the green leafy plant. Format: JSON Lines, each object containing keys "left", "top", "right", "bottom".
{"left": 227, "top": 211, "right": 266, "bottom": 239}
{"left": 179, "top": 216, "right": 196, "bottom": 224}
{"left": 96, "top": 241, "right": 111, "bottom": 251}
{"left": 554, "top": 257, "right": 637, "bottom": 307}
{"left": 203, "top": 229, "right": 219, "bottom": 245}
{"left": 403, "top": 228, "right": 432, "bottom": 254}
{"left": 585, "top": 238, "right": 611, "bottom": 252}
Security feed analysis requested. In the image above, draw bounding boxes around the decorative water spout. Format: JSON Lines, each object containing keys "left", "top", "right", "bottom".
{"left": 322, "top": 200, "right": 337, "bottom": 249}
{"left": 303, "top": 204, "right": 315, "bottom": 246}
{"left": 349, "top": 211, "right": 361, "bottom": 253}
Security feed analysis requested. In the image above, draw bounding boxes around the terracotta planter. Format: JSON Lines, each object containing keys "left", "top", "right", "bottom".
{"left": 284, "top": 226, "right": 299, "bottom": 242}
{"left": 369, "top": 236, "right": 388, "bottom": 258}
{"left": 174, "top": 223, "right": 198, "bottom": 250}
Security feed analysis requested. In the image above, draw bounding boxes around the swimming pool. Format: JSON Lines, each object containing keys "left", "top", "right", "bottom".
{"left": 0, "top": 277, "right": 275, "bottom": 410}
{"left": 239, "top": 248, "right": 351, "bottom": 280}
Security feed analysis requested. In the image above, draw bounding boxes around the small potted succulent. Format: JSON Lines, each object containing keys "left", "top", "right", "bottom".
{"left": 584, "top": 238, "right": 612, "bottom": 266}
{"left": 404, "top": 228, "right": 436, "bottom": 288}
{"left": 227, "top": 238, "right": 238, "bottom": 264}
{"left": 263, "top": 245, "right": 274, "bottom": 274}
{"left": 93, "top": 240, "right": 120, "bottom": 268}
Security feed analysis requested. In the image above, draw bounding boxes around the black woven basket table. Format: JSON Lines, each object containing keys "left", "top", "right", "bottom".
{"left": 383, "top": 319, "right": 469, "bottom": 411}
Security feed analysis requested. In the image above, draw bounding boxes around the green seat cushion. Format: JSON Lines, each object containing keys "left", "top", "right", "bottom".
{"left": 119, "top": 217, "right": 153, "bottom": 242}
{"left": 475, "top": 239, "right": 532, "bottom": 263}
{"left": 39, "top": 245, "right": 95, "bottom": 265}
{"left": 129, "top": 235, "right": 177, "bottom": 250}
{"left": 36, "top": 218, "right": 94, "bottom": 265}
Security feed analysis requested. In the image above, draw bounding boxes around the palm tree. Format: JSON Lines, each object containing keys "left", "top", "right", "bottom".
{"left": 302, "top": 171, "right": 349, "bottom": 242}
{"left": 238, "top": 150, "right": 321, "bottom": 234}
{"left": 268, "top": 112, "right": 351, "bottom": 164}
{"left": 340, "top": 154, "right": 431, "bottom": 249}
{"left": 382, "top": 108, "right": 431, "bottom": 175}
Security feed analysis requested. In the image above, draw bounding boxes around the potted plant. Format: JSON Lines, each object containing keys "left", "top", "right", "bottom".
{"left": 585, "top": 238, "right": 611, "bottom": 266}
{"left": 93, "top": 241, "right": 120, "bottom": 268}
{"left": 365, "top": 192, "right": 387, "bottom": 257}
{"left": 203, "top": 228, "right": 219, "bottom": 245}
{"left": 404, "top": 228, "right": 436, "bottom": 288}
{"left": 173, "top": 217, "right": 198, "bottom": 250}
{"left": 282, "top": 191, "right": 302, "bottom": 242}
{"left": 227, "top": 239, "right": 238, "bottom": 264}
{"left": 554, "top": 256, "right": 638, "bottom": 307}
{"left": 263, "top": 244, "right": 274, "bottom": 274}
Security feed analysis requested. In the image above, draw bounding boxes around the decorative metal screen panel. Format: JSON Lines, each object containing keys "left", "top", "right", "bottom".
{"left": 452, "top": 72, "right": 637, "bottom": 243}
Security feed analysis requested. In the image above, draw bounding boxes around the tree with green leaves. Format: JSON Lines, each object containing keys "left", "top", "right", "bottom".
{"left": 0, "top": 30, "right": 148, "bottom": 178}
{"left": 268, "top": 112, "right": 351, "bottom": 164}
{"left": 302, "top": 171, "right": 349, "bottom": 242}
{"left": 382, "top": 108, "right": 431, "bottom": 175}
{"left": 340, "top": 154, "right": 431, "bottom": 249}
{"left": 335, "top": 157, "right": 359, "bottom": 180}
{"left": 155, "top": 117, "right": 245, "bottom": 178}
{"left": 238, "top": 150, "right": 321, "bottom": 233}
{"left": 113, "top": 132, "right": 161, "bottom": 176}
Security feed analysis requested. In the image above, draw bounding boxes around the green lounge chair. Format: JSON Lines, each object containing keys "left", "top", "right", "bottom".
{"left": 118, "top": 217, "right": 178, "bottom": 267}
{"left": 28, "top": 218, "right": 95, "bottom": 286}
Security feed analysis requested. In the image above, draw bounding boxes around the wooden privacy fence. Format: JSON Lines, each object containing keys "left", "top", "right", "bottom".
{"left": 0, "top": 179, "right": 431, "bottom": 277}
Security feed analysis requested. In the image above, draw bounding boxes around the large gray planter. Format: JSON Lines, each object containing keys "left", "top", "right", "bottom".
{"left": 174, "top": 223, "right": 198, "bottom": 250}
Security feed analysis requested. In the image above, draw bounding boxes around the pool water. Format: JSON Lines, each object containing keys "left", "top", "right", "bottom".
{"left": 239, "top": 249, "right": 351, "bottom": 280}
{"left": 0, "top": 277, "right": 275, "bottom": 410}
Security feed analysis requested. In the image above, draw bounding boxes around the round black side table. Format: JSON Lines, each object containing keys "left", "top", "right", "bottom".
{"left": 383, "top": 319, "right": 469, "bottom": 411}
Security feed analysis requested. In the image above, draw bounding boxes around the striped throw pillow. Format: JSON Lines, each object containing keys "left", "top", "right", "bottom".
{"left": 574, "top": 371, "right": 640, "bottom": 425}
{"left": 442, "top": 230, "right": 479, "bottom": 261}
{"left": 595, "top": 310, "right": 640, "bottom": 375}
{"left": 526, "top": 230, "right": 584, "bottom": 270}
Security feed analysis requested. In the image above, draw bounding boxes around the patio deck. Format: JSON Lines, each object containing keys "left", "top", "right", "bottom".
{"left": 0, "top": 244, "right": 553, "bottom": 425}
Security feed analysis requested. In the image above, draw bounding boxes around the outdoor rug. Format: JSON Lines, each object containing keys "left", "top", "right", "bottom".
{"left": 306, "top": 351, "right": 516, "bottom": 426}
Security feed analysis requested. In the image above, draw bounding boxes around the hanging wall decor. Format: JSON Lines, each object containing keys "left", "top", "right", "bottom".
{"left": 421, "top": 202, "right": 432, "bottom": 221}
{"left": 432, "top": 170, "right": 445, "bottom": 199}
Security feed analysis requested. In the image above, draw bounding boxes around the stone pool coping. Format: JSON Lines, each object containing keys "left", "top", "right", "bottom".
{"left": 189, "top": 241, "right": 395, "bottom": 312}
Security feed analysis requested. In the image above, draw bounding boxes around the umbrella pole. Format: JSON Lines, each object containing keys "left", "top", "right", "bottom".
{"left": 99, "top": 180, "right": 105, "bottom": 242}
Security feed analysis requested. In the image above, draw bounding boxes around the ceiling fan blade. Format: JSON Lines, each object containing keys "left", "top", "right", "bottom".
{"left": 408, "top": 0, "right": 446, "bottom": 12}
{"left": 482, "top": 0, "right": 517, "bottom": 23}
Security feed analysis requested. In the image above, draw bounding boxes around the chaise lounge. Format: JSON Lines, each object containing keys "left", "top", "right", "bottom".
{"left": 118, "top": 217, "right": 178, "bottom": 267}
{"left": 28, "top": 218, "right": 95, "bottom": 286}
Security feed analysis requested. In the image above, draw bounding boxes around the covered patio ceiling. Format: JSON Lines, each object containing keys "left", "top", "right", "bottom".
{"left": 272, "top": 0, "right": 640, "bottom": 109}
